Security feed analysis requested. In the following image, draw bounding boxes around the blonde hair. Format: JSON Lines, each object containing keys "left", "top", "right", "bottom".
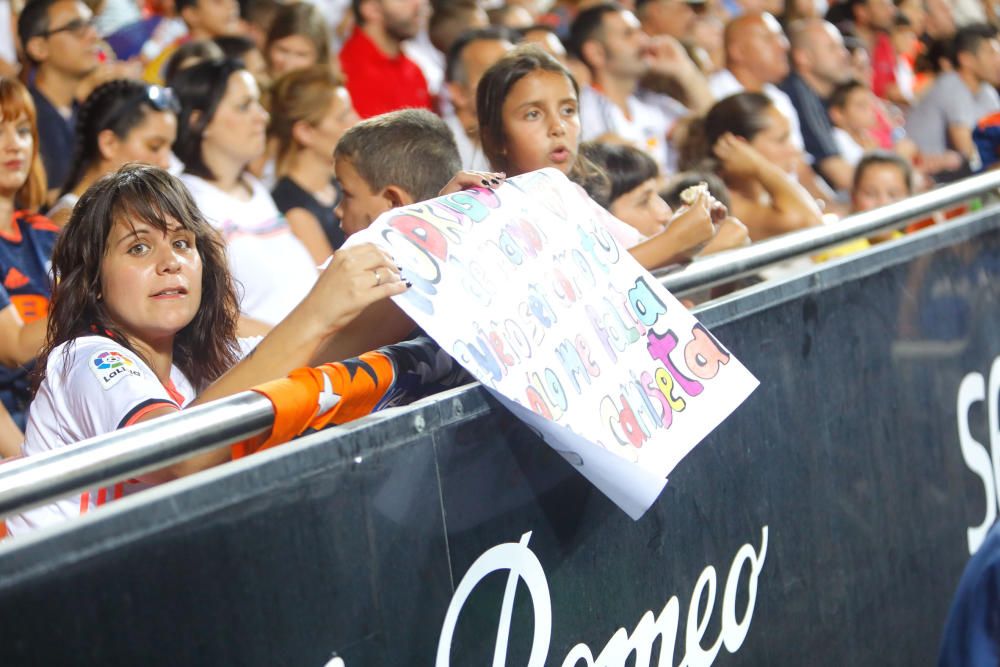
{"left": 268, "top": 65, "right": 343, "bottom": 176}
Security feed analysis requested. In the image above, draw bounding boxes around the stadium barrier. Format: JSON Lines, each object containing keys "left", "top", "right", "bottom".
{"left": 0, "top": 172, "right": 998, "bottom": 665}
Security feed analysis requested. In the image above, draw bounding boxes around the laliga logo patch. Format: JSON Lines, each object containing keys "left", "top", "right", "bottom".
{"left": 93, "top": 351, "right": 133, "bottom": 370}
{"left": 90, "top": 349, "right": 143, "bottom": 390}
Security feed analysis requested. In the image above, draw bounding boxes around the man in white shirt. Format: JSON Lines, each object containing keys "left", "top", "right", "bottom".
{"left": 708, "top": 11, "right": 805, "bottom": 151}
{"left": 568, "top": 2, "right": 711, "bottom": 172}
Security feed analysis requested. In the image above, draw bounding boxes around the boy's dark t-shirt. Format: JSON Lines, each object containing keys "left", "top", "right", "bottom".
{"left": 29, "top": 85, "right": 77, "bottom": 193}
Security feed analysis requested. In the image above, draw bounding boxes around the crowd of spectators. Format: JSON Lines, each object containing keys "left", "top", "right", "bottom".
{"left": 0, "top": 0, "right": 997, "bottom": 532}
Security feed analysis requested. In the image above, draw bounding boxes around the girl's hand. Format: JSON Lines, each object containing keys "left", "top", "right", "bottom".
{"left": 713, "top": 133, "right": 764, "bottom": 179}
{"left": 665, "top": 188, "right": 717, "bottom": 255}
{"left": 310, "top": 243, "right": 409, "bottom": 336}
{"left": 438, "top": 170, "right": 506, "bottom": 196}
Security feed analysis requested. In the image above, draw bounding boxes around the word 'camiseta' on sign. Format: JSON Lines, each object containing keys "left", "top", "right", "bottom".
{"left": 353, "top": 168, "right": 757, "bottom": 509}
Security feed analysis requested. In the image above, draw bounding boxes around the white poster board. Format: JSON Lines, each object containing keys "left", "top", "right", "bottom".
{"left": 349, "top": 168, "right": 758, "bottom": 519}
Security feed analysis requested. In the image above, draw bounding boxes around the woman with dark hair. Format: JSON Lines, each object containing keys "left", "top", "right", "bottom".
{"left": 49, "top": 79, "right": 179, "bottom": 227}
{"left": 679, "top": 91, "right": 822, "bottom": 241}
{"left": 269, "top": 65, "right": 359, "bottom": 261}
{"left": 7, "top": 164, "right": 405, "bottom": 534}
{"left": 173, "top": 57, "right": 318, "bottom": 334}
{"left": 0, "top": 77, "right": 59, "bottom": 436}
{"left": 476, "top": 45, "right": 737, "bottom": 269}
{"left": 265, "top": 2, "right": 330, "bottom": 79}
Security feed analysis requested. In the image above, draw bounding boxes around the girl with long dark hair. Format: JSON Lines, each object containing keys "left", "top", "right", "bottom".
{"left": 476, "top": 45, "right": 731, "bottom": 269}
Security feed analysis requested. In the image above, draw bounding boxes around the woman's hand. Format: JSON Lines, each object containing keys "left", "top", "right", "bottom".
{"left": 309, "top": 243, "right": 409, "bottom": 337}
{"left": 438, "top": 170, "right": 506, "bottom": 196}
{"left": 713, "top": 133, "right": 764, "bottom": 180}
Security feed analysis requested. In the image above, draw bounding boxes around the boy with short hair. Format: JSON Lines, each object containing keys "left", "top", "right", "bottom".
{"left": 334, "top": 108, "right": 463, "bottom": 237}
{"left": 828, "top": 79, "right": 879, "bottom": 168}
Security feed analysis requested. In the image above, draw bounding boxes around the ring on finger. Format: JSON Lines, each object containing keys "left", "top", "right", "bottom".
{"left": 374, "top": 269, "right": 382, "bottom": 287}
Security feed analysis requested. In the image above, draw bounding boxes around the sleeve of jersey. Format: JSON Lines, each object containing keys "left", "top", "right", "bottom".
{"left": 0, "top": 284, "right": 10, "bottom": 311}
{"left": 65, "top": 340, "right": 181, "bottom": 435}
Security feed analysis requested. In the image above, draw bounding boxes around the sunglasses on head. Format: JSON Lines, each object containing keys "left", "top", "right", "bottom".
{"left": 144, "top": 86, "right": 181, "bottom": 114}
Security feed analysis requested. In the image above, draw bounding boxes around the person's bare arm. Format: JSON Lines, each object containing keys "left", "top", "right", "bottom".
{"left": 817, "top": 155, "right": 855, "bottom": 192}
{"left": 0, "top": 401, "right": 23, "bottom": 460}
{"left": 138, "top": 244, "right": 408, "bottom": 481}
{"left": 0, "top": 305, "right": 47, "bottom": 368}
{"left": 645, "top": 35, "right": 714, "bottom": 113}
{"left": 699, "top": 217, "right": 750, "bottom": 255}
{"left": 715, "top": 133, "right": 823, "bottom": 240}
{"left": 947, "top": 124, "right": 977, "bottom": 163}
{"left": 308, "top": 298, "right": 416, "bottom": 366}
{"left": 627, "top": 190, "right": 718, "bottom": 269}
{"left": 285, "top": 207, "right": 335, "bottom": 265}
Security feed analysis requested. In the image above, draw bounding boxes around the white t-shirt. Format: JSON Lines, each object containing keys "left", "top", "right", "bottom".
{"left": 579, "top": 86, "right": 679, "bottom": 173}
{"left": 709, "top": 69, "right": 806, "bottom": 152}
{"left": 443, "top": 110, "right": 491, "bottom": 172}
{"left": 7, "top": 335, "right": 262, "bottom": 536}
{"left": 181, "top": 173, "right": 318, "bottom": 325}
{"left": 7, "top": 336, "right": 196, "bottom": 535}
{"left": 832, "top": 127, "right": 865, "bottom": 167}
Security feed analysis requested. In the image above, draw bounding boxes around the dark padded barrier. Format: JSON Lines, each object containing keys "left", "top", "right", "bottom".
{"left": 1, "top": 210, "right": 999, "bottom": 666}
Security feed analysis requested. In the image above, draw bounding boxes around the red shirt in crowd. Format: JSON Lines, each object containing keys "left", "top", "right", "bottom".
{"left": 870, "top": 31, "right": 897, "bottom": 101}
{"left": 338, "top": 26, "right": 432, "bottom": 119}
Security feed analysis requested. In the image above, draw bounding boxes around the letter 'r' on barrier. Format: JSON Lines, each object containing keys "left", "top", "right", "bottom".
{"left": 436, "top": 532, "right": 552, "bottom": 667}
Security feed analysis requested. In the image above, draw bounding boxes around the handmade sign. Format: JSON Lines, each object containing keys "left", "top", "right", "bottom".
{"left": 348, "top": 168, "right": 759, "bottom": 519}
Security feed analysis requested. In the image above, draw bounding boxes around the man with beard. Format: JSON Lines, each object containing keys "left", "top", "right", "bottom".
{"left": 569, "top": 3, "right": 712, "bottom": 172}
{"left": 339, "top": 0, "right": 432, "bottom": 118}
{"left": 780, "top": 18, "right": 855, "bottom": 191}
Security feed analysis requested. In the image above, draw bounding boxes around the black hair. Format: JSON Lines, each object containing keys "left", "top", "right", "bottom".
{"left": 214, "top": 34, "right": 258, "bottom": 60}
{"left": 828, "top": 78, "right": 868, "bottom": 110}
{"left": 580, "top": 142, "right": 659, "bottom": 208}
{"left": 175, "top": 0, "right": 200, "bottom": 15}
{"left": 567, "top": 2, "right": 622, "bottom": 68}
{"left": 163, "top": 39, "right": 225, "bottom": 86}
{"left": 18, "top": 0, "right": 59, "bottom": 65}
{"left": 445, "top": 26, "right": 517, "bottom": 84}
{"left": 679, "top": 91, "right": 774, "bottom": 171}
{"left": 62, "top": 79, "right": 178, "bottom": 196}
{"left": 853, "top": 149, "right": 913, "bottom": 194}
{"left": 951, "top": 23, "right": 998, "bottom": 68}
{"left": 172, "top": 57, "right": 247, "bottom": 180}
